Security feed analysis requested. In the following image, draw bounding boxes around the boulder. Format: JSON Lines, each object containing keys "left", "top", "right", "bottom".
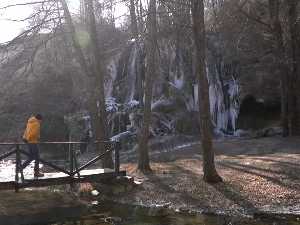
{"left": 233, "top": 129, "right": 253, "bottom": 137}
{"left": 212, "top": 127, "right": 225, "bottom": 139}
{"left": 149, "top": 204, "right": 170, "bottom": 217}
{"left": 233, "top": 129, "right": 242, "bottom": 137}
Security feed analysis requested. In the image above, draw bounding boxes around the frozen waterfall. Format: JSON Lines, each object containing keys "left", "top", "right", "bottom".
{"left": 105, "top": 39, "right": 240, "bottom": 132}
{"left": 208, "top": 80, "right": 239, "bottom": 131}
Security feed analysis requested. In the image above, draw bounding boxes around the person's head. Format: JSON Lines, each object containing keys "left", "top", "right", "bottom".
{"left": 35, "top": 114, "right": 43, "bottom": 121}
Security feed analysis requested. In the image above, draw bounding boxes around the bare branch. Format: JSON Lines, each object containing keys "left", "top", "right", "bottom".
{"left": 236, "top": 2, "right": 274, "bottom": 33}
{"left": 0, "top": 0, "right": 57, "bottom": 10}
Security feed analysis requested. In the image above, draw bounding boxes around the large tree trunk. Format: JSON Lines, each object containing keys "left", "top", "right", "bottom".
{"left": 130, "top": 0, "right": 144, "bottom": 113}
{"left": 138, "top": 0, "right": 157, "bottom": 170}
{"left": 85, "top": 0, "right": 113, "bottom": 168}
{"left": 288, "top": 0, "right": 300, "bottom": 135}
{"left": 60, "top": 0, "right": 113, "bottom": 168}
{"left": 269, "top": 0, "right": 290, "bottom": 137}
{"left": 192, "top": 0, "right": 222, "bottom": 183}
{"left": 59, "top": 0, "right": 98, "bottom": 142}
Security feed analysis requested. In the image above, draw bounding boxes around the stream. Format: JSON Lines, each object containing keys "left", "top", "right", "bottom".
{"left": 25, "top": 200, "right": 300, "bottom": 225}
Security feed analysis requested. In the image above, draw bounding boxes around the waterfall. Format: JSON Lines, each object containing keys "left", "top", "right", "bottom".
{"left": 105, "top": 38, "right": 240, "bottom": 132}
{"left": 209, "top": 80, "right": 239, "bottom": 131}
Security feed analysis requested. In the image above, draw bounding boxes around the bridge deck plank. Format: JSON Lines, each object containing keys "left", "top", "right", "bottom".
{"left": 0, "top": 169, "right": 126, "bottom": 191}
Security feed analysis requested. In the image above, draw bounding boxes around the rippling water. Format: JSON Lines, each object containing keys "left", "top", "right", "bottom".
{"left": 30, "top": 201, "right": 300, "bottom": 225}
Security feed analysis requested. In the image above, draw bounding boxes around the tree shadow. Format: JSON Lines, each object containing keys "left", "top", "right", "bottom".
{"left": 138, "top": 164, "right": 263, "bottom": 216}
{"left": 138, "top": 164, "right": 212, "bottom": 211}
{"left": 217, "top": 160, "right": 300, "bottom": 190}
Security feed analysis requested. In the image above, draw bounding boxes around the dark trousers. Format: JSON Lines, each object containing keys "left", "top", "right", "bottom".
{"left": 22, "top": 143, "right": 40, "bottom": 172}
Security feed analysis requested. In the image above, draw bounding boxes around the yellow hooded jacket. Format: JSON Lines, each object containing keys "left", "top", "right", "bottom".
{"left": 23, "top": 117, "right": 41, "bottom": 143}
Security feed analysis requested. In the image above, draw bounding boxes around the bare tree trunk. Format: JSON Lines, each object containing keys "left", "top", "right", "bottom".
{"left": 192, "top": 0, "right": 222, "bottom": 183}
{"left": 59, "top": 0, "right": 96, "bottom": 128}
{"left": 269, "top": 0, "right": 290, "bottom": 137}
{"left": 138, "top": 0, "right": 157, "bottom": 170}
{"left": 130, "top": 0, "right": 144, "bottom": 113}
{"left": 85, "top": 0, "right": 113, "bottom": 168}
{"left": 60, "top": 0, "right": 113, "bottom": 168}
{"left": 288, "top": 0, "right": 300, "bottom": 135}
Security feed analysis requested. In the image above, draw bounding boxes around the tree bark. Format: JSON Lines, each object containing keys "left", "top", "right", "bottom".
{"left": 130, "top": 0, "right": 144, "bottom": 113}
{"left": 288, "top": 0, "right": 300, "bottom": 135}
{"left": 85, "top": 0, "right": 113, "bottom": 168}
{"left": 192, "top": 0, "right": 222, "bottom": 183}
{"left": 59, "top": 0, "right": 97, "bottom": 134}
{"left": 60, "top": 0, "right": 113, "bottom": 168}
{"left": 138, "top": 0, "right": 157, "bottom": 170}
{"left": 269, "top": 0, "right": 290, "bottom": 137}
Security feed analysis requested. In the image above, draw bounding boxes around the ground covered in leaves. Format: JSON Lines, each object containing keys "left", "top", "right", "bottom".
{"left": 106, "top": 136, "right": 300, "bottom": 217}
{"left": 1, "top": 136, "right": 300, "bottom": 219}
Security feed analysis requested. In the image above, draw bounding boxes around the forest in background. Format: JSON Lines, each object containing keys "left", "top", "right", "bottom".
{"left": 0, "top": 0, "right": 299, "bottom": 181}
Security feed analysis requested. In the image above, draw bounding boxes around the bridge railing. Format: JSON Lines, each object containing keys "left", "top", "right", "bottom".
{"left": 0, "top": 141, "right": 121, "bottom": 191}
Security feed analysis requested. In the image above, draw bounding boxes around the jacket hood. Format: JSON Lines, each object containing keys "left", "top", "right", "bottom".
{"left": 28, "top": 117, "right": 40, "bottom": 123}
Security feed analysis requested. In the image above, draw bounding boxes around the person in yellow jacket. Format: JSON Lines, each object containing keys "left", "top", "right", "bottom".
{"left": 21, "top": 114, "right": 44, "bottom": 177}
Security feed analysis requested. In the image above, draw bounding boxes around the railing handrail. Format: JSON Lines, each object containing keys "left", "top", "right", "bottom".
{"left": 0, "top": 141, "right": 121, "bottom": 193}
{"left": 0, "top": 141, "right": 121, "bottom": 145}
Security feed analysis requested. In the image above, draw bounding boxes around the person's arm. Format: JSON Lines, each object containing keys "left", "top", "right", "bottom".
{"left": 26, "top": 123, "right": 40, "bottom": 142}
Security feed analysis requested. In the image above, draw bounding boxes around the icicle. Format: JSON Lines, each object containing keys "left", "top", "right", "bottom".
{"left": 194, "top": 84, "right": 198, "bottom": 109}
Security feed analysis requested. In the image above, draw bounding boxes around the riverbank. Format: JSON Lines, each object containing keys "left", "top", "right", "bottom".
{"left": 103, "top": 136, "right": 300, "bottom": 217}
{"left": 1, "top": 136, "right": 300, "bottom": 220}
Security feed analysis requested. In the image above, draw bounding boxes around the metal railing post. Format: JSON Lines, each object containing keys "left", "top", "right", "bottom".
{"left": 72, "top": 143, "right": 80, "bottom": 178}
{"left": 69, "top": 143, "right": 73, "bottom": 187}
{"left": 17, "top": 144, "right": 24, "bottom": 184}
{"left": 115, "top": 142, "right": 120, "bottom": 172}
{"left": 15, "top": 145, "right": 19, "bottom": 183}
{"left": 15, "top": 144, "right": 20, "bottom": 193}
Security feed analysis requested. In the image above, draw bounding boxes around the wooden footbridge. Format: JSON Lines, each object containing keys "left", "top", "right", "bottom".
{"left": 0, "top": 141, "right": 126, "bottom": 193}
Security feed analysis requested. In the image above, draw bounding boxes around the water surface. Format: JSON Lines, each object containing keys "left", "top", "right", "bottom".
{"left": 30, "top": 201, "right": 300, "bottom": 225}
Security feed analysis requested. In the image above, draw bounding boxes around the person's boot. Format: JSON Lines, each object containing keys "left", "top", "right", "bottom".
{"left": 34, "top": 171, "right": 44, "bottom": 177}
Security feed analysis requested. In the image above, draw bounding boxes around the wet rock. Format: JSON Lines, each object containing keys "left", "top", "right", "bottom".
{"left": 106, "top": 216, "right": 123, "bottom": 224}
{"left": 149, "top": 204, "right": 169, "bottom": 217}
{"left": 100, "top": 216, "right": 123, "bottom": 224}
{"left": 233, "top": 129, "right": 253, "bottom": 137}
